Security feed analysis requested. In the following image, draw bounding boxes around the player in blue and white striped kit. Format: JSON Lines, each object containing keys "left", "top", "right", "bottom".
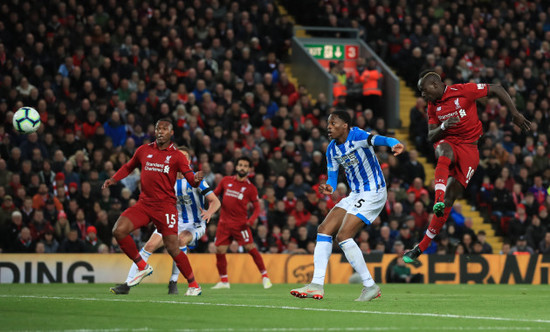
{"left": 291, "top": 110, "right": 404, "bottom": 301}
{"left": 111, "top": 148, "right": 221, "bottom": 296}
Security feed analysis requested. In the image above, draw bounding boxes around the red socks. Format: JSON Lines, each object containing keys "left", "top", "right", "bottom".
{"left": 174, "top": 251, "right": 195, "bottom": 284}
{"left": 418, "top": 206, "right": 452, "bottom": 252}
{"left": 216, "top": 250, "right": 269, "bottom": 282}
{"left": 118, "top": 235, "right": 146, "bottom": 270}
{"left": 249, "top": 248, "right": 267, "bottom": 275}
{"left": 216, "top": 253, "right": 228, "bottom": 282}
{"left": 434, "top": 156, "right": 452, "bottom": 203}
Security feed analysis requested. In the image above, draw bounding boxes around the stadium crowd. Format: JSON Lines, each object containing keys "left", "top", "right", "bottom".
{"left": 0, "top": 0, "right": 549, "bottom": 258}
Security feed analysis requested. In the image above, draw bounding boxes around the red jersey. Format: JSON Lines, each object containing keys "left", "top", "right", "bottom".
{"left": 113, "top": 142, "right": 196, "bottom": 205}
{"left": 214, "top": 175, "right": 260, "bottom": 226}
{"left": 427, "top": 83, "right": 488, "bottom": 144}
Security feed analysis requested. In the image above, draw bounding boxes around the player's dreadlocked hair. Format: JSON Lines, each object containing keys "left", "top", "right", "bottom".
{"left": 417, "top": 70, "right": 442, "bottom": 90}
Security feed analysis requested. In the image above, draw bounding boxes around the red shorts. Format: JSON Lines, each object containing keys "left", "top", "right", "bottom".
{"left": 435, "top": 140, "right": 479, "bottom": 188}
{"left": 121, "top": 200, "right": 178, "bottom": 236}
{"left": 214, "top": 221, "right": 254, "bottom": 246}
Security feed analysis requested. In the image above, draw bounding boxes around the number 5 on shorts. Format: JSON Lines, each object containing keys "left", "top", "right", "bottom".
{"left": 165, "top": 213, "right": 176, "bottom": 228}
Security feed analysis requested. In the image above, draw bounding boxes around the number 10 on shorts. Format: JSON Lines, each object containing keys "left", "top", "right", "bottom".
{"left": 165, "top": 213, "right": 176, "bottom": 228}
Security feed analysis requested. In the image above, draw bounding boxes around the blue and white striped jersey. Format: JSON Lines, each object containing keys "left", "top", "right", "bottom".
{"left": 175, "top": 178, "right": 213, "bottom": 224}
{"left": 326, "top": 127, "right": 386, "bottom": 193}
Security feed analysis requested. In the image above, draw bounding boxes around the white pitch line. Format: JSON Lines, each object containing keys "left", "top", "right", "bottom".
{"left": 2, "top": 294, "right": 550, "bottom": 325}
{"left": 7, "top": 327, "right": 548, "bottom": 332}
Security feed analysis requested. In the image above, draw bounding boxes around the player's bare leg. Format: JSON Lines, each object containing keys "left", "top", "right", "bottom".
{"left": 112, "top": 216, "right": 154, "bottom": 287}
{"left": 244, "top": 242, "right": 272, "bottom": 289}
{"left": 169, "top": 230, "right": 201, "bottom": 296}
{"left": 405, "top": 178, "right": 464, "bottom": 264}
{"left": 212, "top": 245, "right": 231, "bottom": 289}
{"left": 112, "top": 232, "right": 163, "bottom": 294}
{"left": 433, "top": 142, "right": 454, "bottom": 217}
{"left": 291, "top": 207, "right": 346, "bottom": 299}
{"left": 164, "top": 233, "right": 200, "bottom": 292}
{"left": 336, "top": 214, "right": 380, "bottom": 302}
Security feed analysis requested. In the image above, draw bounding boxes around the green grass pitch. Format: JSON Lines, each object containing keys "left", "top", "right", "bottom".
{"left": 1, "top": 283, "right": 549, "bottom": 331}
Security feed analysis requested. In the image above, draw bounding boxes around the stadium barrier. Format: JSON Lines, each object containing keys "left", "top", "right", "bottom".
{"left": 1, "top": 253, "right": 549, "bottom": 284}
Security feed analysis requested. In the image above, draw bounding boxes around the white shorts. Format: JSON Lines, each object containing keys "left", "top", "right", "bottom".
{"left": 335, "top": 190, "right": 387, "bottom": 225}
{"left": 153, "top": 221, "right": 206, "bottom": 248}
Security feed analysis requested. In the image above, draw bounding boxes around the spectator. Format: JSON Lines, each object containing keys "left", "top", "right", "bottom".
{"left": 42, "top": 230, "right": 59, "bottom": 253}
{"left": 28, "top": 210, "right": 54, "bottom": 241}
{"left": 4, "top": 211, "right": 24, "bottom": 252}
{"left": 401, "top": 150, "right": 425, "bottom": 184}
{"left": 254, "top": 224, "right": 276, "bottom": 253}
{"left": 526, "top": 216, "right": 547, "bottom": 251}
{"left": 508, "top": 204, "right": 530, "bottom": 244}
{"left": 59, "top": 229, "right": 86, "bottom": 253}
{"left": 0, "top": 195, "right": 18, "bottom": 228}
{"left": 12, "top": 227, "right": 36, "bottom": 253}
{"left": 410, "top": 201, "right": 429, "bottom": 230}
{"left": 510, "top": 235, "right": 535, "bottom": 255}
{"left": 539, "top": 232, "right": 550, "bottom": 255}
{"left": 529, "top": 176, "right": 547, "bottom": 206}
{"left": 389, "top": 256, "right": 423, "bottom": 283}
{"left": 103, "top": 111, "right": 126, "bottom": 148}
{"left": 84, "top": 226, "right": 102, "bottom": 253}
{"left": 491, "top": 178, "right": 516, "bottom": 223}
{"left": 476, "top": 231, "right": 493, "bottom": 254}
{"left": 287, "top": 174, "right": 311, "bottom": 199}
{"left": 396, "top": 224, "right": 415, "bottom": 250}
{"left": 54, "top": 210, "right": 71, "bottom": 242}
{"left": 290, "top": 200, "right": 311, "bottom": 227}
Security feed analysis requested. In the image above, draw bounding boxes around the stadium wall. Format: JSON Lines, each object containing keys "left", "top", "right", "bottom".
{"left": 1, "top": 254, "right": 549, "bottom": 284}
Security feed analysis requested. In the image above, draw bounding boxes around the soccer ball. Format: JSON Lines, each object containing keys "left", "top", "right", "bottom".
{"left": 13, "top": 107, "right": 41, "bottom": 134}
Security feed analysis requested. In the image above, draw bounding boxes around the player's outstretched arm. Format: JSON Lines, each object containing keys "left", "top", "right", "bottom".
{"left": 488, "top": 84, "right": 531, "bottom": 132}
{"left": 104, "top": 149, "right": 141, "bottom": 188}
{"left": 371, "top": 135, "right": 405, "bottom": 156}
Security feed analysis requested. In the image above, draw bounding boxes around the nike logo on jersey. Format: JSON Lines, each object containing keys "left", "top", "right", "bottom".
{"left": 436, "top": 106, "right": 442, "bottom": 112}
{"left": 147, "top": 154, "right": 153, "bottom": 158}
{"left": 450, "top": 88, "right": 458, "bottom": 91}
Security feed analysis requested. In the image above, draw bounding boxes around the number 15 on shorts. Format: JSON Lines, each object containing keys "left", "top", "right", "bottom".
{"left": 165, "top": 213, "right": 176, "bottom": 228}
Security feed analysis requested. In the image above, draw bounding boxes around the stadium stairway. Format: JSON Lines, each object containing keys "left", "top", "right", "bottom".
{"left": 278, "top": 1, "right": 502, "bottom": 252}
{"left": 277, "top": 4, "right": 311, "bottom": 97}
{"left": 394, "top": 80, "right": 503, "bottom": 251}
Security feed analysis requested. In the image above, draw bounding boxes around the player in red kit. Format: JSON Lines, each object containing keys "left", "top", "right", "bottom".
{"left": 404, "top": 71, "right": 531, "bottom": 264}
{"left": 211, "top": 156, "right": 272, "bottom": 289}
{"left": 102, "top": 118, "right": 204, "bottom": 288}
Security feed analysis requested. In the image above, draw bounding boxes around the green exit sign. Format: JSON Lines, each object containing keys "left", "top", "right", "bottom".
{"left": 305, "top": 44, "right": 359, "bottom": 60}
{"left": 306, "top": 44, "right": 344, "bottom": 60}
